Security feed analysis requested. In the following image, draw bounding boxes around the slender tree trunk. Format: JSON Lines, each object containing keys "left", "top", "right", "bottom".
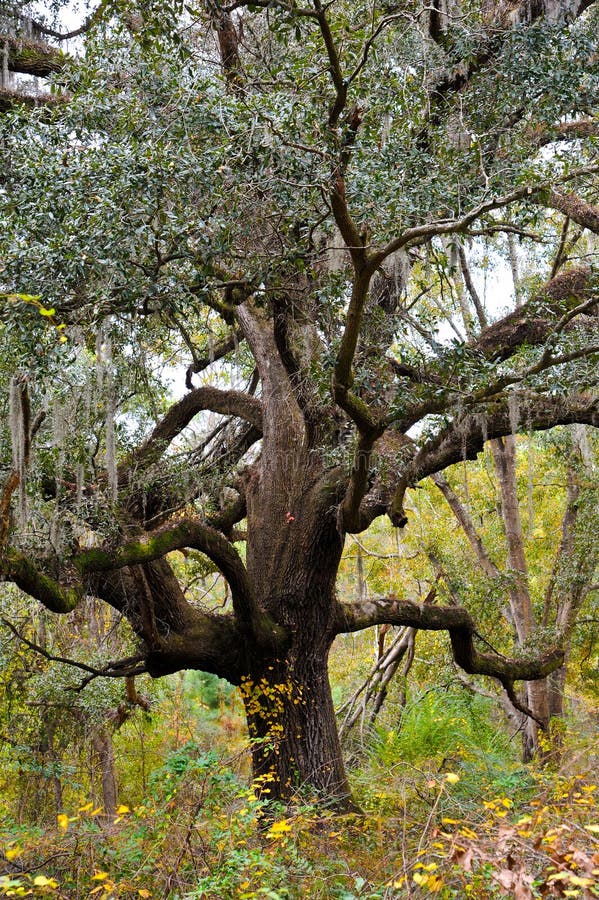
{"left": 92, "top": 728, "right": 118, "bottom": 820}
{"left": 492, "top": 436, "right": 550, "bottom": 759}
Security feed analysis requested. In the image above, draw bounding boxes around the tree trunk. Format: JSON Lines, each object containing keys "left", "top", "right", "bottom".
{"left": 92, "top": 728, "right": 118, "bottom": 820}
{"left": 242, "top": 643, "right": 354, "bottom": 809}
{"left": 492, "top": 436, "right": 550, "bottom": 758}
{"left": 547, "top": 665, "right": 566, "bottom": 719}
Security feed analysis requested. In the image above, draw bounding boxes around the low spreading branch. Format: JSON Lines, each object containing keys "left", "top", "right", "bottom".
{"left": 75, "top": 518, "right": 286, "bottom": 647}
{"left": 0, "top": 617, "right": 147, "bottom": 683}
{"left": 1, "top": 549, "right": 82, "bottom": 613}
{"left": 334, "top": 597, "right": 564, "bottom": 701}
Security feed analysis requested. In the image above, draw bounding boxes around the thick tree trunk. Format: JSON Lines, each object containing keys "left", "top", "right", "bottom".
{"left": 547, "top": 666, "right": 566, "bottom": 719}
{"left": 242, "top": 644, "right": 354, "bottom": 809}
{"left": 238, "top": 359, "right": 354, "bottom": 806}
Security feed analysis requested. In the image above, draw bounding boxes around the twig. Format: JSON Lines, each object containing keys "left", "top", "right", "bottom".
{"left": 0, "top": 618, "right": 146, "bottom": 687}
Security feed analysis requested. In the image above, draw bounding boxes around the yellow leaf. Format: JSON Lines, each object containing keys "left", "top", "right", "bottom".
{"left": 39, "top": 307, "right": 56, "bottom": 317}
{"left": 584, "top": 824, "right": 599, "bottom": 834}
{"left": 33, "top": 875, "right": 59, "bottom": 888}
{"left": 548, "top": 872, "right": 571, "bottom": 882}
{"left": 91, "top": 872, "right": 109, "bottom": 881}
{"left": 568, "top": 876, "right": 593, "bottom": 887}
{"left": 137, "top": 892, "right": 152, "bottom": 899}
{"left": 445, "top": 773, "right": 460, "bottom": 784}
{"left": 5, "top": 848, "right": 21, "bottom": 861}
{"left": 441, "top": 817, "right": 459, "bottom": 824}
{"left": 90, "top": 807, "right": 103, "bottom": 816}
{"left": 268, "top": 820, "right": 292, "bottom": 836}
{"left": 116, "top": 805, "right": 130, "bottom": 815}
{"left": 57, "top": 813, "right": 69, "bottom": 831}
{"left": 78, "top": 802, "right": 94, "bottom": 813}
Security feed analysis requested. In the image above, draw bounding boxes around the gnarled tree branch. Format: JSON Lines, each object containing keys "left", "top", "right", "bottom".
{"left": 122, "top": 385, "right": 263, "bottom": 477}
{"left": 334, "top": 596, "right": 564, "bottom": 692}
{"left": 388, "top": 391, "right": 599, "bottom": 526}
{"left": 75, "top": 518, "right": 286, "bottom": 648}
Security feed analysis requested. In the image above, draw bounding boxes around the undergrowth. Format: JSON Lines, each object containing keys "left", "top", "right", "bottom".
{"left": 1, "top": 690, "right": 597, "bottom": 899}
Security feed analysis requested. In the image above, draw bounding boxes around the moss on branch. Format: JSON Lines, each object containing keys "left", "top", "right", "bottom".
{"left": 334, "top": 597, "right": 565, "bottom": 685}
{"left": 3, "top": 549, "right": 81, "bottom": 613}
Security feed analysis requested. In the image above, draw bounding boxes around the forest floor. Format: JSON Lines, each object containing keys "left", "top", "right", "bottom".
{"left": 1, "top": 689, "right": 598, "bottom": 899}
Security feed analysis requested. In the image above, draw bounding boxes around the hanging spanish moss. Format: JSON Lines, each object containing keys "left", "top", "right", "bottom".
{"left": 95, "top": 328, "right": 104, "bottom": 395}
{"left": 392, "top": 249, "right": 410, "bottom": 299}
{"left": 50, "top": 397, "right": 67, "bottom": 553}
{"left": 508, "top": 392, "right": 520, "bottom": 435}
{"left": 95, "top": 323, "right": 118, "bottom": 503}
{"left": 75, "top": 462, "right": 85, "bottom": 510}
{"left": 477, "top": 409, "right": 489, "bottom": 445}
{"left": 507, "top": 233, "right": 521, "bottom": 306}
{"left": 527, "top": 434, "right": 535, "bottom": 537}
{"left": 1, "top": 41, "right": 9, "bottom": 91}
{"left": 103, "top": 332, "right": 118, "bottom": 502}
{"left": 573, "top": 424, "right": 595, "bottom": 472}
{"left": 8, "top": 375, "right": 28, "bottom": 529}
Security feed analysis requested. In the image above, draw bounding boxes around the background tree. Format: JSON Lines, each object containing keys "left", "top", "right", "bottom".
{"left": 0, "top": 0, "right": 598, "bottom": 809}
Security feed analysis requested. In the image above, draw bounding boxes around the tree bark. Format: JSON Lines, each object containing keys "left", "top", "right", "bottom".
{"left": 243, "top": 644, "right": 355, "bottom": 809}
{"left": 92, "top": 728, "right": 118, "bottom": 820}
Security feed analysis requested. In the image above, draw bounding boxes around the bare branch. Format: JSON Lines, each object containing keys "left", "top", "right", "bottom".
{"left": 371, "top": 167, "right": 599, "bottom": 267}
{"left": 28, "top": 0, "right": 112, "bottom": 40}
{"left": 0, "top": 617, "right": 146, "bottom": 681}
{"left": 185, "top": 329, "right": 244, "bottom": 390}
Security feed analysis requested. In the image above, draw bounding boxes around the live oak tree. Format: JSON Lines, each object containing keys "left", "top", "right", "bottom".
{"left": 0, "top": 0, "right": 598, "bottom": 808}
